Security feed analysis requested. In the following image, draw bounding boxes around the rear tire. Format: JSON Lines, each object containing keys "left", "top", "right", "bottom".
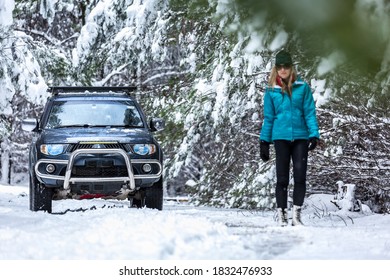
{"left": 131, "top": 192, "right": 144, "bottom": 209}
{"left": 29, "top": 173, "right": 53, "bottom": 213}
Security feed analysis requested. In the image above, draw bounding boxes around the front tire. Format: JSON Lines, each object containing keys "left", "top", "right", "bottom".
{"left": 29, "top": 173, "right": 53, "bottom": 213}
{"left": 144, "top": 177, "right": 163, "bottom": 210}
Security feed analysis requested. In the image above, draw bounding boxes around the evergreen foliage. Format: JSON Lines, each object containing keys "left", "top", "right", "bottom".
{"left": 0, "top": 0, "right": 389, "bottom": 212}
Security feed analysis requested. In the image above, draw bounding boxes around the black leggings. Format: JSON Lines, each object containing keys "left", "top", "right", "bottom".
{"left": 274, "top": 140, "right": 308, "bottom": 208}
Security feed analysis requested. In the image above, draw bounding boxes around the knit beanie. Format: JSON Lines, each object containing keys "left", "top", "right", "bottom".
{"left": 275, "top": 50, "right": 292, "bottom": 66}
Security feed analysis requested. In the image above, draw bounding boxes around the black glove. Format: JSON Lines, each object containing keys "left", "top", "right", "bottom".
{"left": 260, "top": 141, "right": 270, "bottom": 162}
{"left": 308, "top": 137, "right": 318, "bottom": 151}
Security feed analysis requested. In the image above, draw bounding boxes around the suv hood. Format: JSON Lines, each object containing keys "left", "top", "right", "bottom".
{"left": 40, "top": 127, "right": 154, "bottom": 144}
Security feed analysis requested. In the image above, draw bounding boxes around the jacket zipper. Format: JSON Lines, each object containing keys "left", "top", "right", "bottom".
{"left": 289, "top": 94, "right": 294, "bottom": 141}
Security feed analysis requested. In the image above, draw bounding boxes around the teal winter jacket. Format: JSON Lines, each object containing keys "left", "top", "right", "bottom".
{"left": 260, "top": 78, "right": 320, "bottom": 143}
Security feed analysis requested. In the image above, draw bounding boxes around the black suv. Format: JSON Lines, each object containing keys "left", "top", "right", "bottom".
{"left": 22, "top": 87, "right": 164, "bottom": 213}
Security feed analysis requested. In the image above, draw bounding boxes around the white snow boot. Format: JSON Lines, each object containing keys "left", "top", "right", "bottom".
{"left": 292, "top": 205, "right": 304, "bottom": 226}
{"left": 277, "top": 208, "right": 288, "bottom": 227}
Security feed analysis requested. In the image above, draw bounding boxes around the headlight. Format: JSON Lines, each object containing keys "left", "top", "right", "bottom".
{"left": 133, "top": 144, "right": 156, "bottom": 155}
{"left": 40, "top": 144, "right": 68, "bottom": 155}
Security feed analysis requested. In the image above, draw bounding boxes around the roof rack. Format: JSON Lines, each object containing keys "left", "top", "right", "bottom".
{"left": 48, "top": 86, "right": 137, "bottom": 95}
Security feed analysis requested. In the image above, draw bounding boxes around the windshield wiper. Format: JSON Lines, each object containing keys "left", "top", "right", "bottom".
{"left": 52, "top": 124, "right": 143, "bottom": 129}
{"left": 108, "top": 125, "right": 143, "bottom": 128}
{"left": 53, "top": 124, "right": 91, "bottom": 128}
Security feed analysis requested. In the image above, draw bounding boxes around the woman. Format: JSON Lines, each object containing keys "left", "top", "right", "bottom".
{"left": 260, "top": 50, "right": 320, "bottom": 226}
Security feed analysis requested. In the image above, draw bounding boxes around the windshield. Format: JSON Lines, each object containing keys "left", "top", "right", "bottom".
{"left": 45, "top": 100, "right": 144, "bottom": 129}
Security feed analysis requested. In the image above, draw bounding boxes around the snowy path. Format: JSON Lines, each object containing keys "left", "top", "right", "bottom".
{"left": 1, "top": 184, "right": 390, "bottom": 260}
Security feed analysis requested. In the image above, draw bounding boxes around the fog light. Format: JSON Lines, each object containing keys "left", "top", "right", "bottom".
{"left": 46, "top": 164, "right": 56, "bottom": 173}
{"left": 142, "top": 164, "right": 152, "bottom": 173}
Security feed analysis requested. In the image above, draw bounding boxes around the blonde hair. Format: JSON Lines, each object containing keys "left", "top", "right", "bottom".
{"left": 268, "top": 65, "right": 297, "bottom": 96}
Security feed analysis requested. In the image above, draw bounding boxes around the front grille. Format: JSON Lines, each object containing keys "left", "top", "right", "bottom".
{"left": 71, "top": 166, "right": 128, "bottom": 177}
{"left": 67, "top": 143, "right": 130, "bottom": 152}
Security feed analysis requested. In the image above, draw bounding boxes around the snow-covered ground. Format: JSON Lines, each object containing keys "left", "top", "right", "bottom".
{"left": 1, "top": 183, "right": 390, "bottom": 260}
{"left": 0, "top": 184, "right": 389, "bottom": 279}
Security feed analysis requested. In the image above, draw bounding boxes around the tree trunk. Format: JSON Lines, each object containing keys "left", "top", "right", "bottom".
{"left": 0, "top": 140, "right": 10, "bottom": 184}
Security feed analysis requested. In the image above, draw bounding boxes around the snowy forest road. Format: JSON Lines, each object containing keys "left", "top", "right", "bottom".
{"left": 1, "top": 184, "right": 390, "bottom": 260}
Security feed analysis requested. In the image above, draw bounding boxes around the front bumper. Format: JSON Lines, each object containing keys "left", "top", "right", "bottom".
{"left": 34, "top": 148, "right": 162, "bottom": 190}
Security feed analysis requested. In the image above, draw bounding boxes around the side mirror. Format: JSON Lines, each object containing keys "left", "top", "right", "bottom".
{"left": 150, "top": 118, "right": 165, "bottom": 132}
{"left": 22, "top": 118, "right": 38, "bottom": 132}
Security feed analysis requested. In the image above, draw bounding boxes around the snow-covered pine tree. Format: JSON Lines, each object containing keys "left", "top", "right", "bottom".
{"left": 0, "top": 1, "right": 48, "bottom": 183}
{"left": 5, "top": 0, "right": 390, "bottom": 212}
